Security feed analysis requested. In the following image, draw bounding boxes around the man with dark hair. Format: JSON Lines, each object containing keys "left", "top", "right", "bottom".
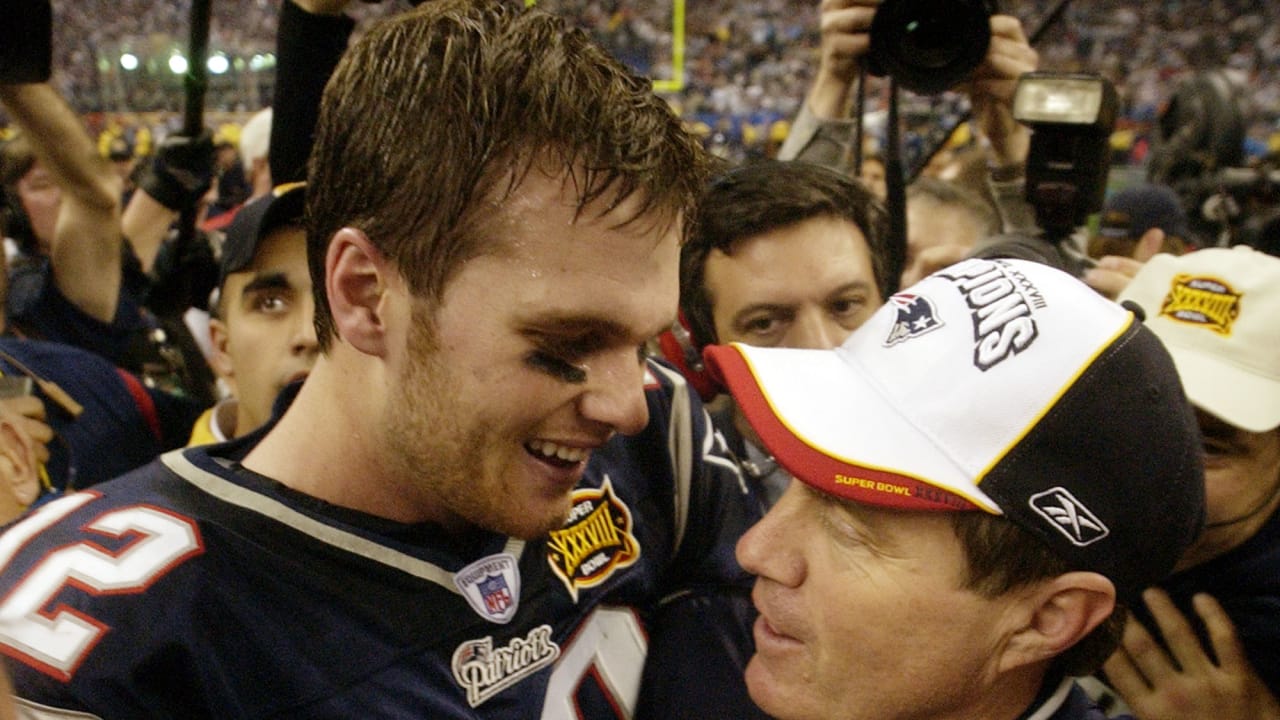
{"left": 704, "top": 257, "right": 1205, "bottom": 720}
{"left": 675, "top": 159, "right": 891, "bottom": 509}
{"left": 0, "top": 2, "right": 758, "bottom": 717}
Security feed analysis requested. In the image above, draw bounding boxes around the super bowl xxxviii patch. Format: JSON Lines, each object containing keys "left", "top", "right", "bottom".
{"left": 452, "top": 624, "right": 560, "bottom": 708}
{"left": 453, "top": 553, "right": 521, "bottom": 624}
{"left": 546, "top": 476, "right": 640, "bottom": 602}
{"left": 1160, "top": 274, "right": 1241, "bottom": 335}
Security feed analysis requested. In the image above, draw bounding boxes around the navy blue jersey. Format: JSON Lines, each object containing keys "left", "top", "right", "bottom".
{"left": 0, "top": 361, "right": 760, "bottom": 718}
{"left": 1033, "top": 679, "right": 1130, "bottom": 720}
{"left": 1140, "top": 505, "right": 1280, "bottom": 697}
{"left": 6, "top": 256, "right": 151, "bottom": 370}
{"left": 0, "top": 337, "right": 202, "bottom": 490}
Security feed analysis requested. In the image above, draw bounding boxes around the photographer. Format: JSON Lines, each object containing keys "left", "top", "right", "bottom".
{"left": 778, "top": 0, "right": 1039, "bottom": 239}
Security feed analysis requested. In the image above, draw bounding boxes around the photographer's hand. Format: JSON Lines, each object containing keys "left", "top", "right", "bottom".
{"left": 1102, "top": 589, "right": 1280, "bottom": 720}
{"left": 966, "top": 15, "right": 1038, "bottom": 167}
{"left": 806, "top": 0, "right": 881, "bottom": 120}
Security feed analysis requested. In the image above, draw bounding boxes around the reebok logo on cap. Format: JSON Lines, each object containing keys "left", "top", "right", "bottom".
{"left": 1029, "top": 488, "right": 1109, "bottom": 547}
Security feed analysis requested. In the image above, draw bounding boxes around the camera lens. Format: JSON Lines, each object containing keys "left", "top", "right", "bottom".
{"left": 868, "top": 0, "right": 994, "bottom": 95}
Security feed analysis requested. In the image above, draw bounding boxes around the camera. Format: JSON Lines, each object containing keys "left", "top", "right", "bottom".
{"left": 1012, "top": 72, "right": 1117, "bottom": 239}
{"left": 969, "top": 72, "right": 1118, "bottom": 279}
{"left": 867, "top": 0, "right": 997, "bottom": 95}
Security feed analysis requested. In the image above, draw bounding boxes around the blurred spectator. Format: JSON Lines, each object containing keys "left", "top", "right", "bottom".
{"left": 857, "top": 150, "right": 886, "bottom": 200}
{"left": 190, "top": 183, "right": 315, "bottom": 444}
{"left": 237, "top": 106, "right": 273, "bottom": 200}
{"left": 901, "top": 177, "right": 1000, "bottom": 287}
{"left": 204, "top": 132, "right": 251, "bottom": 223}
{"left": 105, "top": 135, "right": 136, "bottom": 196}
{"left": 1102, "top": 245, "right": 1280, "bottom": 717}
{"left": 1086, "top": 183, "right": 1196, "bottom": 261}
{"left": 10, "top": 1, "right": 1278, "bottom": 172}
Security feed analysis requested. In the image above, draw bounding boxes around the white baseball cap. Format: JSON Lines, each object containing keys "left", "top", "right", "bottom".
{"left": 704, "top": 257, "right": 1204, "bottom": 601}
{"left": 1119, "top": 245, "right": 1280, "bottom": 433}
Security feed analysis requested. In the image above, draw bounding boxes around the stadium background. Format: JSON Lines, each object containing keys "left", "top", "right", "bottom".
{"left": 6, "top": 0, "right": 1280, "bottom": 178}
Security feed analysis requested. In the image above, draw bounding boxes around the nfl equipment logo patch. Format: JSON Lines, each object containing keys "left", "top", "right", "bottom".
{"left": 884, "top": 293, "right": 943, "bottom": 346}
{"left": 454, "top": 553, "right": 521, "bottom": 624}
{"left": 478, "top": 574, "right": 513, "bottom": 615}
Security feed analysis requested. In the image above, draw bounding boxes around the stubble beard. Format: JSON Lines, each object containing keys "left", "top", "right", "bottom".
{"left": 383, "top": 308, "right": 570, "bottom": 540}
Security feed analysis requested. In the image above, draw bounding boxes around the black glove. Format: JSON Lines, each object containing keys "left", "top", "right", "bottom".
{"left": 137, "top": 131, "right": 215, "bottom": 211}
{"left": 145, "top": 227, "right": 219, "bottom": 317}
{"left": 0, "top": 0, "right": 52, "bottom": 84}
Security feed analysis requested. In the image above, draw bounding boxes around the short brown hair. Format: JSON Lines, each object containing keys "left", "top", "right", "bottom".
{"left": 681, "top": 160, "right": 892, "bottom": 348}
{"left": 306, "top": 0, "right": 710, "bottom": 349}
{"left": 951, "top": 511, "right": 1127, "bottom": 677}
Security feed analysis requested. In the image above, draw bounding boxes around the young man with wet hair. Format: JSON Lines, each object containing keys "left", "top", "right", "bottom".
{"left": 0, "top": 3, "right": 760, "bottom": 717}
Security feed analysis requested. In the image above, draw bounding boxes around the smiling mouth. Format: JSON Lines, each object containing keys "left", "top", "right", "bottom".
{"left": 525, "top": 440, "right": 589, "bottom": 468}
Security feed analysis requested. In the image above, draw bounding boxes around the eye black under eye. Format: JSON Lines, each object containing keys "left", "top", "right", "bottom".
{"left": 526, "top": 352, "right": 587, "bottom": 384}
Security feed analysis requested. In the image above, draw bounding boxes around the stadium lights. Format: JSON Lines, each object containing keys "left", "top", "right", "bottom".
{"left": 207, "top": 54, "right": 230, "bottom": 75}
{"left": 168, "top": 54, "right": 189, "bottom": 75}
{"left": 120, "top": 53, "right": 139, "bottom": 71}
{"left": 248, "top": 53, "right": 276, "bottom": 71}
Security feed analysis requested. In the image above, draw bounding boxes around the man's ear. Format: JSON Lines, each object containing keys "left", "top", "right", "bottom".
{"left": 997, "top": 572, "right": 1116, "bottom": 673}
{"left": 207, "top": 317, "right": 236, "bottom": 388}
{"left": 325, "top": 227, "right": 393, "bottom": 357}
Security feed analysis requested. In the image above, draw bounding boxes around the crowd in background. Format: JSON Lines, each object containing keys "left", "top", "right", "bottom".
{"left": 25, "top": 0, "right": 1280, "bottom": 170}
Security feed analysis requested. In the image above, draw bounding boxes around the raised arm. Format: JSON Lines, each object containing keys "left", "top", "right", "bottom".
{"left": 0, "top": 82, "right": 123, "bottom": 324}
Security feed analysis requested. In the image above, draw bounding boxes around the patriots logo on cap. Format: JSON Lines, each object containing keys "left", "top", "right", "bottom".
{"left": 884, "top": 293, "right": 943, "bottom": 347}
{"left": 1029, "top": 488, "right": 1109, "bottom": 547}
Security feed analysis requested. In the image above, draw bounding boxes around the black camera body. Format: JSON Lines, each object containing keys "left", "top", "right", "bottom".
{"left": 867, "top": 0, "right": 997, "bottom": 95}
